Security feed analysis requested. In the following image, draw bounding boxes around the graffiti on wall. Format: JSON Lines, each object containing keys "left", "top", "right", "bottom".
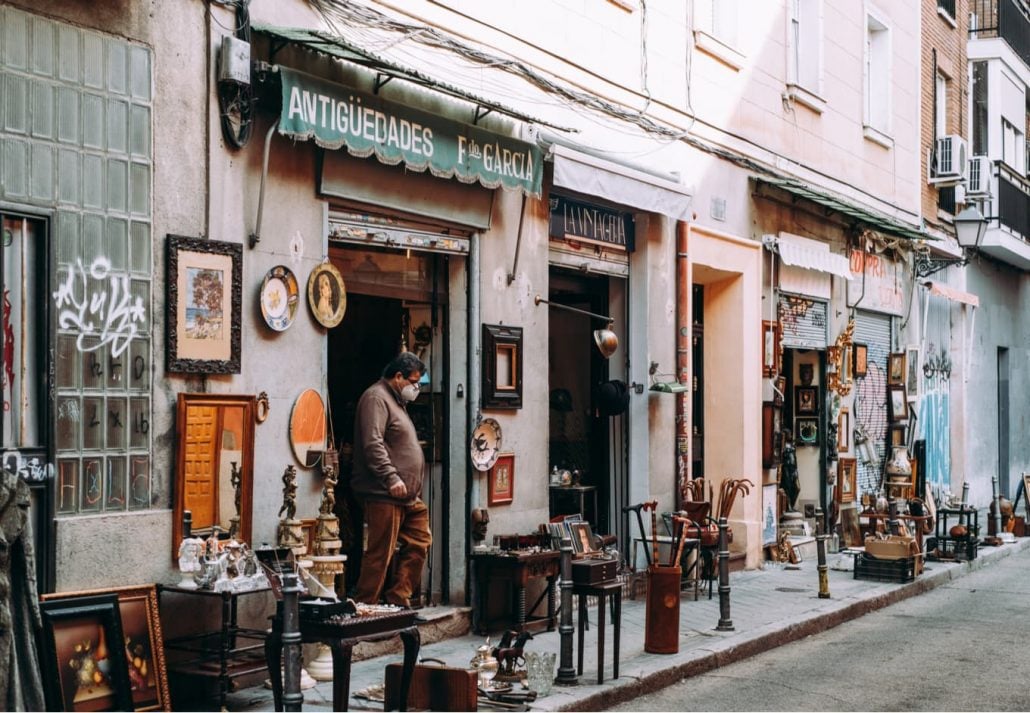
{"left": 2, "top": 449, "right": 52, "bottom": 483}
{"left": 53, "top": 258, "right": 147, "bottom": 357}
{"left": 920, "top": 342, "right": 950, "bottom": 490}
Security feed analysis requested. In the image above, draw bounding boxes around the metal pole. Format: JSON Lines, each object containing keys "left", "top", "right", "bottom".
{"left": 887, "top": 495, "right": 900, "bottom": 537}
{"left": 554, "top": 536, "right": 578, "bottom": 685}
{"left": 991, "top": 475, "right": 1003, "bottom": 538}
{"left": 281, "top": 572, "right": 303, "bottom": 712}
{"left": 816, "top": 508, "right": 830, "bottom": 599}
{"left": 715, "top": 517, "right": 734, "bottom": 631}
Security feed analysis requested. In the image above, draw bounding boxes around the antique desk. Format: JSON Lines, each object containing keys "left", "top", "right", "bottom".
{"left": 157, "top": 584, "right": 272, "bottom": 711}
{"left": 471, "top": 550, "right": 560, "bottom": 635}
{"left": 265, "top": 604, "right": 420, "bottom": 712}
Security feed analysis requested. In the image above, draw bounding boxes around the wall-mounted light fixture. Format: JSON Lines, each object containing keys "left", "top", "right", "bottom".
{"left": 534, "top": 295, "right": 618, "bottom": 359}
{"left": 915, "top": 204, "right": 992, "bottom": 278}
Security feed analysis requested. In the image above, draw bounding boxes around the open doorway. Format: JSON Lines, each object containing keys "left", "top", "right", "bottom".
{"left": 327, "top": 246, "right": 448, "bottom": 606}
{"left": 547, "top": 269, "right": 614, "bottom": 534}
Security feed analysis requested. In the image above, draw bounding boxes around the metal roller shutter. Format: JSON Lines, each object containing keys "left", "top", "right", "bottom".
{"left": 853, "top": 311, "right": 892, "bottom": 494}
{"left": 778, "top": 295, "right": 828, "bottom": 349}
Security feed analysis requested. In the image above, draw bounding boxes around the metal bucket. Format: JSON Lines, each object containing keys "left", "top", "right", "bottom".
{"left": 644, "top": 564, "right": 681, "bottom": 653}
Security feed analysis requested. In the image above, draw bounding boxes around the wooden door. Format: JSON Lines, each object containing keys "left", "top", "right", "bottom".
{"left": 184, "top": 404, "right": 219, "bottom": 528}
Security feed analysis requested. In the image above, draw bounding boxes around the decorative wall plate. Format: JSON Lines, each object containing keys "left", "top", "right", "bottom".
{"left": 307, "top": 262, "right": 347, "bottom": 329}
{"left": 290, "top": 388, "right": 327, "bottom": 468}
{"left": 260, "top": 265, "right": 299, "bottom": 331}
{"left": 470, "top": 417, "right": 503, "bottom": 472}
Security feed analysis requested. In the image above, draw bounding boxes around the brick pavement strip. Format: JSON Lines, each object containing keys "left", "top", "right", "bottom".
{"left": 230, "top": 537, "right": 1030, "bottom": 712}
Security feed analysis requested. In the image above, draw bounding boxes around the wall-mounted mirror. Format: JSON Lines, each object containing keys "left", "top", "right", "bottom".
{"left": 290, "top": 389, "right": 327, "bottom": 467}
{"left": 173, "top": 393, "right": 255, "bottom": 560}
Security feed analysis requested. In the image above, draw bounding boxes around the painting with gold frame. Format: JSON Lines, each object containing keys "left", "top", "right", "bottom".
{"left": 837, "top": 457, "right": 857, "bottom": 504}
{"left": 487, "top": 452, "right": 515, "bottom": 506}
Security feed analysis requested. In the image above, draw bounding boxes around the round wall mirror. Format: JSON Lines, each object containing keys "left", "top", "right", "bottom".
{"left": 290, "top": 389, "right": 327, "bottom": 467}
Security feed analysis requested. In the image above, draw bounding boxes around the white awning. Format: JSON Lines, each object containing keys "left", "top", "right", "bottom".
{"left": 923, "top": 281, "right": 979, "bottom": 307}
{"left": 550, "top": 144, "right": 693, "bottom": 221}
{"left": 775, "top": 235, "right": 854, "bottom": 280}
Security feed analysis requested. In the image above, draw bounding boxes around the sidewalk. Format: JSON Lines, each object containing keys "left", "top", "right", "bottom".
{"left": 228, "top": 536, "right": 1030, "bottom": 712}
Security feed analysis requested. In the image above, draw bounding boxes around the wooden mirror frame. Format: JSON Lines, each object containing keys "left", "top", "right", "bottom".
{"left": 172, "top": 393, "right": 256, "bottom": 561}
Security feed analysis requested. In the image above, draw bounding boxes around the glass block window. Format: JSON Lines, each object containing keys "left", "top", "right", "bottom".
{"left": 1, "top": 7, "right": 153, "bottom": 514}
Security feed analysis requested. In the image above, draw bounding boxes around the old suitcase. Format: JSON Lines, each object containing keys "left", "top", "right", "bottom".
{"left": 571, "top": 558, "right": 618, "bottom": 585}
{"left": 384, "top": 662, "right": 477, "bottom": 712}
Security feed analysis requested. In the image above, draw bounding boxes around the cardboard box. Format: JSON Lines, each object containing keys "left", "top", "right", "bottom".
{"left": 863, "top": 535, "right": 918, "bottom": 560}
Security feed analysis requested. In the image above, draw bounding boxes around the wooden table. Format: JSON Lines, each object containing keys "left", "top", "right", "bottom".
{"left": 574, "top": 579, "right": 622, "bottom": 684}
{"left": 265, "top": 606, "right": 420, "bottom": 711}
{"left": 549, "top": 485, "right": 598, "bottom": 524}
{"left": 471, "top": 550, "right": 560, "bottom": 635}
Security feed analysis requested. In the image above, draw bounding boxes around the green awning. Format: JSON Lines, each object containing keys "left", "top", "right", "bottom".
{"left": 755, "top": 176, "right": 932, "bottom": 242}
{"left": 253, "top": 24, "right": 573, "bottom": 132}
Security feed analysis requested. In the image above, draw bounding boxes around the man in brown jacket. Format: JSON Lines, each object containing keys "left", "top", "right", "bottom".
{"left": 351, "top": 352, "right": 432, "bottom": 608}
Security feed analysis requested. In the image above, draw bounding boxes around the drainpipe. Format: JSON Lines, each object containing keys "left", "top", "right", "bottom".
{"left": 467, "top": 232, "right": 481, "bottom": 610}
{"left": 676, "top": 221, "right": 690, "bottom": 509}
{"left": 248, "top": 119, "right": 279, "bottom": 248}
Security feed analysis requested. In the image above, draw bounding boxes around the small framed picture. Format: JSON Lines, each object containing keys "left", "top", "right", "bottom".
{"left": 837, "top": 408, "right": 850, "bottom": 452}
{"left": 888, "top": 384, "right": 908, "bottom": 422}
{"left": 888, "top": 352, "right": 906, "bottom": 385}
{"left": 853, "top": 343, "right": 868, "bottom": 378}
{"left": 795, "top": 386, "right": 818, "bottom": 414}
{"left": 905, "top": 345, "right": 921, "bottom": 401}
{"left": 837, "top": 457, "right": 857, "bottom": 504}
{"left": 762, "top": 483, "right": 778, "bottom": 546}
{"left": 796, "top": 417, "right": 819, "bottom": 446}
{"left": 773, "top": 376, "right": 786, "bottom": 407}
{"left": 487, "top": 452, "right": 515, "bottom": 506}
{"left": 762, "top": 321, "right": 781, "bottom": 378}
{"left": 889, "top": 424, "right": 907, "bottom": 447}
{"left": 569, "top": 521, "right": 596, "bottom": 554}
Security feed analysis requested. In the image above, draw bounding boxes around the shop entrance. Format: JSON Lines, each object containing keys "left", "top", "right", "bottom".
{"left": 547, "top": 269, "right": 622, "bottom": 536}
{"left": 327, "top": 245, "right": 449, "bottom": 606}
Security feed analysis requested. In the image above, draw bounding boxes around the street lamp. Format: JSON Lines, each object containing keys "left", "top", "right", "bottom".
{"left": 953, "top": 204, "right": 988, "bottom": 248}
{"left": 533, "top": 295, "right": 619, "bottom": 359}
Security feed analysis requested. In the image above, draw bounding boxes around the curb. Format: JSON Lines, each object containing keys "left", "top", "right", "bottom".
{"left": 557, "top": 538, "right": 1030, "bottom": 712}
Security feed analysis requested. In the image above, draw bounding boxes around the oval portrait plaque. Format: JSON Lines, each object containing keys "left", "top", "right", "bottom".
{"left": 307, "top": 262, "right": 347, "bottom": 329}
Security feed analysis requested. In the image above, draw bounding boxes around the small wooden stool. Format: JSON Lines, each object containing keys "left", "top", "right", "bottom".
{"left": 573, "top": 579, "right": 622, "bottom": 684}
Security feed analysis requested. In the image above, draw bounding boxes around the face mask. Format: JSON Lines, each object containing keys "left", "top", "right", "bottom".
{"left": 400, "top": 383, "right": 420, "bottom": 403}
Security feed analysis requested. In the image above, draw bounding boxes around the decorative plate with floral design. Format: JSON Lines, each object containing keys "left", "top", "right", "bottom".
{"left": 260, "top": 265, "right": 299, "bottom": 331}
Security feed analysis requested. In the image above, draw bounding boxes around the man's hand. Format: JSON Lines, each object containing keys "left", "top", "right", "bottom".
{"left": 389, "top": 481, "right": 408, "bottom": 499}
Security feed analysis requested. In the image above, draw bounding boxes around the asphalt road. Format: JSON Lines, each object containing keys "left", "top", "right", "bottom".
{"left": 608, "top": 547, "right": 1030, "bottom": 711}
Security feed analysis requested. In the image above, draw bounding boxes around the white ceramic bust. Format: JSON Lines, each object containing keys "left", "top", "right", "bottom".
{"left": 177, "top": 537, "right": 204, "bottom": 589}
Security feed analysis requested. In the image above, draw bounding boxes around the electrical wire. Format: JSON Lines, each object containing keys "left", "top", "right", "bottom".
{"left": 216, "top": 0, "right": 254, "bottom": 150}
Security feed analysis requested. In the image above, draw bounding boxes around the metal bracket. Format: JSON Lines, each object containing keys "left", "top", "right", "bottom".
{"left": 474, "top": 105, "right": 494, "bottom": 125}
{"left": 914, "top": 253, "right": 967, "bottom": 278}
{"left": 374, "top": 73, "right": 394, "bottom": 94}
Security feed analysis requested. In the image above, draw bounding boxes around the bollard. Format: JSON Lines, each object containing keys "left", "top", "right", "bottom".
{"left": 554, "top": 536, "right": 578, "bottom": 685}
{"left": 281, "top": 572, "right": 304, "bottom": 712}
{"left": 815, "top": 508, "right": 830, "bottom": 599}
{"left": 991, "top": 476, "right": 1003, "bottom": 539}
{"left": 715, "top": 517, "right": 734, "bottom": 631}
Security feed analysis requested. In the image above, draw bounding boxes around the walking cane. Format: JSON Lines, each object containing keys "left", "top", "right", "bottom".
{"left": 623, "top": 502, "right": 652, "bottom": 567}
{"left": 642, "top": 500, "right": 659, "bottom": 567}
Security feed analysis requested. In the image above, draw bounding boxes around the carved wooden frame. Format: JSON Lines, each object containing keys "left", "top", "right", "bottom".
{"left": 482, "top": 323, "right": 523, "bottom": 409}
{"left": 166, "top": 235, "right": 242, "bottom": 374}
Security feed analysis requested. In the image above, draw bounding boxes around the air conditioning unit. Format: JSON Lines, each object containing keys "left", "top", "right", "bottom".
{"left": 931, "top": 135, "right": 968, "bottom": 184}
{"left": 966, "top": 155, "right": 992, "bottom": 196}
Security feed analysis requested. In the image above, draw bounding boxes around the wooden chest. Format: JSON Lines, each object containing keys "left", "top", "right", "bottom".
{"left": 571, "top": 558, "right": 618, "bottom": 585}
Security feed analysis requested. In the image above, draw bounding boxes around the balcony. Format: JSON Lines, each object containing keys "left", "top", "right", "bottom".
{"left": 978, "top": 162, "right": 1030, "bottom": 270}
{"left": 970, "top": 0, "right": 1030, "bottom": 68}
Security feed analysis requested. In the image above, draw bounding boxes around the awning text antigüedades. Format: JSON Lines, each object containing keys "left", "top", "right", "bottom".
{"left": 277, "top": 67, "right": 543, "bottom": 197}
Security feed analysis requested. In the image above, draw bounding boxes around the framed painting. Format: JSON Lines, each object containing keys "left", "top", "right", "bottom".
{"left": 889, "top": 424, "right": 907, "bottom": 447}
{"left": 796, "top": 417, "right": 819, "bottom": 446}
{"left": 773, "top": 376, "right": 786, "bottom": 407}
{"left": 166, "top": 235, "right": 242, "bottom": 374}
{"left": 482, "top": 324, "right": 523, "bottom": 409}
{"left": 888, "top": 384, "right": 908, "bottom": 422}
{"left": 39, "top": 593, "right": 135, "bottom": 712}
{"left": 41, "top": 586, "right": 170, "bottom": 711}
{"left": 568, "top": 521, "right": 596, "bottom": 554}
{"left": 905, "top": 345, "right": 921, "bottom": 401}
{"left": 837, "top": 408, "right": 850, "bottom": 452}
{"left": 837, "top": 458, "right": 857, "bottom": 504}
{"left": 487, "top": 452, "right": 514, "bottom": 506}
{"left": 795, "top": 386, "right": 818, "bottom": 415}
{"left": 762, "top": 320, "right": 781, "bottom": 378}
{"left": 853, "top": 343, "right": 868, "bottom": 378}
{"left": 762, "top": 482, "right": 778, "bottom": 545}
{"left": 306, "top": 261, "right": 347, "bottom": 329}
{"left": 888, "top": 352, "right": 906, "bottom": 385}
{"left": 762, "top": 402, "right": 782, "bottom": 468}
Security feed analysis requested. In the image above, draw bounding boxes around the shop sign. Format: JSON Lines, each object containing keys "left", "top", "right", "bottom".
{"left": 548, "top": 195, "right": 634, "bottom": 251}
{"left": 278, "top": 67, "right": 542, "bottom": 196}
{"left": 846, "top": 249, "right": 904, "bottom": 316}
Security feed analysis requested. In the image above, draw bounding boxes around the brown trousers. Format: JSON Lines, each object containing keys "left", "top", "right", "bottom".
{"left": 353, "top": 498, "right": 432, "bottom": 607}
